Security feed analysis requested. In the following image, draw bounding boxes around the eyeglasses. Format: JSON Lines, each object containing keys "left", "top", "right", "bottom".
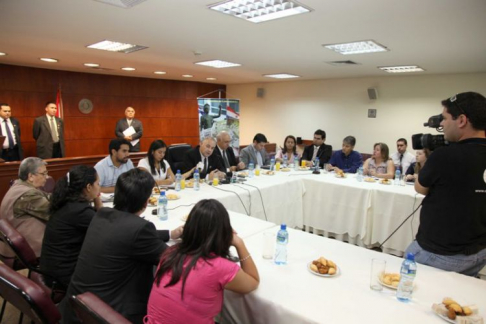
{"left": 35, "top": 171, "right": 49, "bottom": 177}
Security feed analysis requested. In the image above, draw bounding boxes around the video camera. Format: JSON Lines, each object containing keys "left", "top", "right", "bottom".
{"left": 411, "top": 114, "right": 448, "bottom": 151}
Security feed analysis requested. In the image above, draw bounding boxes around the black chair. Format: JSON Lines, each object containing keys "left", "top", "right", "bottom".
{"left": 0, "top": 263, "right": 61, "bottom": 324}
{"left": 167, "top": 143, "right": 191, "bottom": 172}
{"left": 70, "top": 292, "right": 131, "bottom": 324}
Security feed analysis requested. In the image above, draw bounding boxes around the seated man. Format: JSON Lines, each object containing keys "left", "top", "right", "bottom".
{"left": 239, "top": 133, "right": 270, "bottom": 167}
{"left": 0, "top": 157, "right": 50, "bottom": 258}
{"left": 94, "top": 138, "right": 134, "bottom": 193}
{"left": 59, "top": 168, "right": 183, "bottom": 323}
{"left": 301, "top": 129, "right": 332, "bottom": 168}
{"left": 211, "top": 131, "right": 245, "bottom": 175}
{"left": 328, "top": 136, "right": 362, "bottom": 173}
{"left": 182, "top": 137, "right": 224, "bottom": 180}
{"left": 391, "top": 138, "right": 416, "bottom": 173}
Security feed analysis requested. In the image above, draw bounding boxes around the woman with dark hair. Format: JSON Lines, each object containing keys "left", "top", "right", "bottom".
{"left": 138, "top": 139, "right": 175, "bottom": 185}
{"left": 363, "top": 142, "right": 395, "bottom": 179}
{"left": 145, "top": 199, "right": 259, "bottom": 323}
{"left": 40, "top": 165, "right": 102, "bottom": 288}
{"left": 405, "top": 149, "right": 431, "bottom": 182}
{"left": 275, "top": 135, "right": 300, "bottom": 164}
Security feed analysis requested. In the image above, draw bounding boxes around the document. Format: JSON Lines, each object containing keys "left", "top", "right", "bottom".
{"left": 123, "top": 126, "right": 139, "bottom": 146}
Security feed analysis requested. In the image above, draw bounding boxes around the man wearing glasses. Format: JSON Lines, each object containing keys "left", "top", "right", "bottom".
{"left": 405, "top": 92, "right": 486, "bottom": 277}
{"left": 0, "top": 157, "right": 51, "bottom": 258}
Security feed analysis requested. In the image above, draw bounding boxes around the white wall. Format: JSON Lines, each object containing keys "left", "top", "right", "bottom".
{"left": 228, "top": 73, "right": 486, "bottom": 154}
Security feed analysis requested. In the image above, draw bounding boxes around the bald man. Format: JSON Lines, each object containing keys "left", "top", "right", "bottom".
{"left": 211, "top": 131, "right": 245, "bottom": 175}
{"left": 182, "top": 137, "right": 224, "bottom": 180}
{"left": 115, "top": 106, "right": 143, "bottom": 152}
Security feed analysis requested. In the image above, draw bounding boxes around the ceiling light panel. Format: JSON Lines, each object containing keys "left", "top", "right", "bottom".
{"left": 154, "top": 71, "right": 166, "bottom": 74}
{"left": 84, "top": 63, "right": 99, "bottom": 67}
{"left": 0, "top": 52, "right": 6, "bottom": 56}
{"left": 121, "top": 67, "right": 136, "bottom": 71}
{"left": 195, "top": 60, "right": 241, "bottom": 68}
{"left": 209, "top": 0, "right": 312, "bottom": 23}
{"left": 40, "top": 58, "right": 58, "bottom": 62}
{"left": 324, "top": 40, "right": 389, "bottom": 55}
{"left": 87, "top": 40, "right": 148, "bottom": 53}
{"left": 379, "top": 65, "right": 425, "bottom": 73}
{"left": 264, "top": 73, "right": 300, "bottom": 79}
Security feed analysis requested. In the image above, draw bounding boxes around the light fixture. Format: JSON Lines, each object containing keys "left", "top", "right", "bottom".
{"left": 195, "top": 60, "right": 241, "bottom": 69}
{"left": 182, "top": 75, "right": 193, "bottom": 78}
{"left": 206, "top": 77, "right": 217, "bottom": 81}
{"left": 121, "top": 67, "right": 136, "bottom": 71}
{"left": 154, "top": 71, "right": 166, "bottom": 75}
{"left": 87, "top": 40, "right": 148, "bottom": 53}
{"left": 40, "top": 58, "right": 58, "bottom": 63}
{"left": 323, "top": 40, "right": 389, "bottom": 55}
{"left": 263, "top": 73, "right": 300, "bottom": 79}
{"left": 84, "top": 63, "right": 100, "bottom": 67}
{"left": 209, "top": 0, "right": 312, "bottom": 23}
{"left": 379, "top": 65, "right": 425, "bottom": 73}
{"left": 0, "top": 52, "right": 6, "bottom": 56}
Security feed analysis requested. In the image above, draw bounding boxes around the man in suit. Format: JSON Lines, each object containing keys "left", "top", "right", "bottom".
{"left": 32, "top": 101, "right": 65, "bottom": 159}
{"left": 59, "top": 168, "right": 183, "bottom": 323}
{"left": 239, "top": 133, "right": 270, "bottom": 167}
{"left": 115, "top": 106, "right": 143, "bottom": 152}
{"left": 0, "top": 103, "right": 23, "bottom": 161}
{"left": 212, "top": 131, "right": 245, "bottom": 175}
{"left": 182, "top": 137, "right": 224, "bottom": 180}
{"left": 391, "top": 138, "right": 416, "bottom": 173}
{"left": 301, "top": 129, "right": 332, "bottom": 168}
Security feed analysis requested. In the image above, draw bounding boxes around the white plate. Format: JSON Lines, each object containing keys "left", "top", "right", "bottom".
{"left": 379, "top": 180, "right": 392, "bottom": 185}
{"left": 334, "top": 174, "right": 346, "bottom": 179}
{"left": 379, "top": 277, "right": 399, "bottom": 290}
{"left": 307, "top": 262, "right": 340, "bottom": 277}
{"left": 262, "top": 171, "right": 275, "bottom": 176}
{"left": 166, "top": 193, "right": 180, "bottom": 200}
{"left": 280, "top": 168, "right": 291, "bottom": 172}
{"left": 298, "top": 167, "right": 310, "bottom": 171}
{"left": 435, "top": 312, "right": 455, "bottom": 324}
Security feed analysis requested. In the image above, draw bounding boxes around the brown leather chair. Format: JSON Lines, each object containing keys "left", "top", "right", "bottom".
{"left": 0, "top": 263, "right": 61, "bottom": 324}
{"left": 70, "top": 292, "right": 131, "bottom": 324}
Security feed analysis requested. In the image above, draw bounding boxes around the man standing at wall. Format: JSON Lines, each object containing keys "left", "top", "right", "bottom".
{"left": 0, "top": 103, "right": 23, "bottom": 161}
{"left": 115, "top": 106, "right": 143, "bottom": 152}
{"left": 33, "top": 102, "right": 65, "bottom": 159}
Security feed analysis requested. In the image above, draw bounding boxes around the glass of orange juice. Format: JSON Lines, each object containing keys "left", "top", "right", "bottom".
{"left": 180, "top": 179, "right": 186, "bottom": 190}
{"left": 301, "top": 160, "right": 306, "bottom": 167}
{"left": 212, "top": 177, "right": 219, "bottom": 186}
{"left": 255, "top": 164, "right": 261, "bottom": 176}
{"left": 275, "top": 162, "right": 281, "bottom": 171}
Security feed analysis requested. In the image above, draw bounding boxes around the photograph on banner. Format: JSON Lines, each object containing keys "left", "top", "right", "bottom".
{"left": 198, "top": 98, "right": 240, "bottom": 155}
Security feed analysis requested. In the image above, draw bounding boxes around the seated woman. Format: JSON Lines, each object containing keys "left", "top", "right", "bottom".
{"left": 275, "top": 135, "right": 300, "bottom": 165}
{"left": 363, "top": 142, "right": 395, "bottom": 179}
{"left": 40, "top": 165, "right": 102, "bottom": 289}
{"left": 405, "top": 149, "right": 430, "bottom": 182}
{"left": 145, "top": 199, "right": 259, "bottom": 323}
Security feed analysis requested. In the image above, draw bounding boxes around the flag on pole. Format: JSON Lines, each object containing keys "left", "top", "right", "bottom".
{"left": 56, "top": 85, "right": 64, "bottom": 119}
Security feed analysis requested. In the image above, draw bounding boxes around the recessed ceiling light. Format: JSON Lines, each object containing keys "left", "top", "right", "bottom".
{"left": 323, "top": 40, "right": 389, "bottom": 55}
{"left": 40, "top": 58, "right": 58, "bottom": 63}
{"left": 182, "top": 75, "right": 193, "bottom": 78}
{"left": 84, "top": 63, "right": 99, "bottom": 67}
{"left": 209, "top": 0, "right": 312, "bottom": 23}
{"left": 195, "top": 60, "right": 241, "bottom": 69}
{"left": 121, "top": 67, "right": 136, "bottom": 71}
{"left": 154, "top": 71, "right": 166, "bottom": 75}
{"left": 379, "top": 65, "right": 425, "bottom": 73}
{"left": 0, "top": 52, "right": 7, "bottom": 56}
{"left": 264, "top": 73, "right": 300, "bottom": 79}
{"left": 87, "top": 40, "right": 148, "bottom": 54}
{"left": 206, "top": 77, "right": 217, "bottom": 81}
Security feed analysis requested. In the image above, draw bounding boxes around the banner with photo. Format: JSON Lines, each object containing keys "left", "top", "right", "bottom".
{"left": 198, "top": 98, "right": 240, "bottom": 155}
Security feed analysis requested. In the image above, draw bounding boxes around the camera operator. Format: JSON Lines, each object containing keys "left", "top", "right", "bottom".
{"left": 405, "top": 92, "right": 486, "bottom": 277}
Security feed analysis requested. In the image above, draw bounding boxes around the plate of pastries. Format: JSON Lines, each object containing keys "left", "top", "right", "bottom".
{"left": 432, "top": 297, "right": 482, "bottom": 323}
{"left": 379, "top": 272, "right": 401, "bottom": 289}
{"left": 263, "top": 170, "right": 275, "bottom": 175}
{"left": 308, "top": 257, "right": 339, "bottom": 277}
{"left": 334, "top": 170, "right": 346, "bottom": 178}
{"left": 379, "top": 179, "right": 391, "bottom": 185}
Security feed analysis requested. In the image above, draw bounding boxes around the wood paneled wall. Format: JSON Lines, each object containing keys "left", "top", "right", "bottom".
{"left": 0, "top": 64, "right": 226, "bottom": 157}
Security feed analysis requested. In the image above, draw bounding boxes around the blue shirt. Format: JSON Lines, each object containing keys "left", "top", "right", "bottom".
{"left": 328, "top": 150, "right": 362, "bottom": 173}
{"left": 94, "top": 155, "right": 134, "bottom": 187}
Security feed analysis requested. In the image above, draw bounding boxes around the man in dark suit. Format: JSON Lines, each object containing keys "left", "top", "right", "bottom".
{"left": 0, "top": 103, "right": 23, "bottom": 161}
{"left": 115, "top": 106, "right": 143, "bottom": 152}
{"left": 212, "top": 131, "right": 245, "bottom": 175}
{"left": 301, "top": 129, "right": 333, "bottom": 168}
{"left": 59, "top": 168, "right": 183, "bottom": 323}
{"left": 182, "top": 137, "right": 224, "bottom": 180}
{"left": 32, "top": 101, "right": 65, "bottom": 159}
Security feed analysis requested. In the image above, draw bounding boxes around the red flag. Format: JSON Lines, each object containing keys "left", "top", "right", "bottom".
{"left": 56, "top": 85, "right": 63, "bottom": 119}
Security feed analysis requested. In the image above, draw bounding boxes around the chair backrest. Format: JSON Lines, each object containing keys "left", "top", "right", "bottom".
{"left": 167, "top": 144, "right": 192, "bottom": 172}
{"left": 0, "top": 219, "right": 38, "bottom": 269}
{"left": 70, "top": 292, "right": 131, "bottom": 324}
{"left": 0, "top": 264, "right": 61, "bottom": 324}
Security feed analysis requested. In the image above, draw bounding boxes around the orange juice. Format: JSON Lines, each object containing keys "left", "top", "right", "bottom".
{"left": 275, "top": 162, "right": 281, "bottom": 171}
{"left": 255, "top": 167, "right": 261, "bottom": 176}
{"left": 212, "top": 178, "right": 219, "bottom": 186}
{"left": 180, "top": 179, "right": 186, "bottom": 190}
{"left": 301, "top": 160, "right": 306, "bottom": 167}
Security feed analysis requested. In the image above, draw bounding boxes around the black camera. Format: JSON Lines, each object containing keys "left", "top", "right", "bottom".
{"left": 411, "top": 114, "right": 448, "bottom": 151}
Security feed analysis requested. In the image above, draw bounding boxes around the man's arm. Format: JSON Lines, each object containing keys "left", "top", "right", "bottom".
{"left": 32, "top": 118, "right": 40, "bottom": 140}
{"left": 13, "top": 190, "right": 50, "bottom": 221}
{"left": 239, "top": 148, "right": 250, "bottom": 167}
{"left": 131, "top": 120, "right": 143, "bottom": 140}
{"left": 115, "top": 119, "right": 124, "bottom": 138}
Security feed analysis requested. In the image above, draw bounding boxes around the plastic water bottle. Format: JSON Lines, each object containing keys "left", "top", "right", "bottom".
{"left": 157, "top": 192, "right": 168, "bottom": 221}
{"left": 231, "top": 171, "right": 237, "bottom": 184}
{"left": 175, "top": 170, "right": 182, "bottom": 191}
{"left": 270, "top": 158, "right": 275, "bottom": 171}
{"left": 357, "top": 166, "right": 364, "bottom": 182}
{"left": 248, "top": 162, "right": 255, "bottom": 178}
{"left": 395, "top": 169, "right": 401, "bottom": 185}
{"left": 314, "top": 157, "right": 320, "bottom": 171}
{"left": 283, "top": 154, "right": 288, "bottom": 167}
{"left": 275, "top": 224, "right": 289, "bottom": 265}
{"left": 193, "top": 169, "right": 200, "bottom": 191}
{"left": 396, "top": 253, "right": 417, "bottom": 302}
{"left": 294, "top": 155, "right": 300, "bottom": 171}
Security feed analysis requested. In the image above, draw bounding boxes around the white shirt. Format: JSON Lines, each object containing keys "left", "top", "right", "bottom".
{"left": 138, "top": 157, "right": 170, "bottom": 181}
{"left": 1, "top": 118, "right": 17, "bottom": 148}
{"left": 46, "top": 114, "right": 59, "bottom": 140}
{"left": 391, "top": 151, "right": 416, "bottom": 173}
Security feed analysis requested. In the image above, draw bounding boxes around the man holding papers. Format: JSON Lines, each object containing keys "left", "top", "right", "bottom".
{"left": 115, "top": 106, "right": 143, "bottom": 152}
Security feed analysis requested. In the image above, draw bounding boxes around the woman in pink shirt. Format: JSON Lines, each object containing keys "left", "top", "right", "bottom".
{"left": 145, "top": 199, "right": 260, "bottom": 324}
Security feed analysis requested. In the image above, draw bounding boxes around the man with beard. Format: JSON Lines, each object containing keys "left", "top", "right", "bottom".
{"left": 301, "top": 129, "right": 332, "bottom": 168}
{"left": 95, "top": 138, "right": 134, "bottom": 193}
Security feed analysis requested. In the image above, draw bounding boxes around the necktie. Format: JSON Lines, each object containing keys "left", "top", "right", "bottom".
{"left": 399, "top": 154, "right": 403, "bottom": 171}
{"left": 222, "top": 150, "right": 230, "bottom": 169}
{"left": 3, "top": 120, "right": 14, "bottom": 148}
{"left": 50, "top": 117, "right": 59, "bottom": 142}
{"left": 204, "top": 158, "right": 208, "bottom": 173}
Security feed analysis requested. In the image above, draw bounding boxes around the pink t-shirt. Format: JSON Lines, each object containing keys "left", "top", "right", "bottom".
{"left": 145, "top": 256, "right": 239, "bottom": 324}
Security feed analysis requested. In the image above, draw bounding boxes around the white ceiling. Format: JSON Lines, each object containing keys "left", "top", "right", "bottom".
{"left": 1, "top": 0, "right": 486, "bottom": 85}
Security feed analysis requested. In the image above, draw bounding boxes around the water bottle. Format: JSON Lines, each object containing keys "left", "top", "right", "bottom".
{"left": 314, "top": 157, "right": 320, "bottom": 171}
{"left": 248, "top": 162, "right": 255, "bottom": 178}
{"left": 275, "top": 224, "right": 289, "bottom": 265}
{"left": 270, "top": 158, "right": 275, "bottom": 171}
{"left": 193, "top": 169, "right": 200, "bottom": 191}
{"left": 395, "top": 169, "right": 401, "bottom": 185}
{"left": 357, "top": 166, "right": 364, "bottom": 182}
{"left": 283, "top": 154, "right": 288, "bottom": 167}
{"left": 294, "top": 155, "right": 300, "bottom": 171}
{"left": 231, "top": 171, "right": 237, "bottom": 184}
{"left": 396, "top": 253, "right": 417, "bottom": 302}
{"left": 157, "top": 191, "right": 168, "bottom": 221}
{"left": 175, "top": 170, "right": 182, "bottom": 191}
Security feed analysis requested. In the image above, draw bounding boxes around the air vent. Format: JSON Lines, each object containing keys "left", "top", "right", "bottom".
{"left": 327, "top": 60, "right": 360, "bottom": 66}
{"left": 94, "top": 0, "right": 147, "bottom": 8}
{"left": 86, "top": 66, "right": 114, "bottom": 71}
